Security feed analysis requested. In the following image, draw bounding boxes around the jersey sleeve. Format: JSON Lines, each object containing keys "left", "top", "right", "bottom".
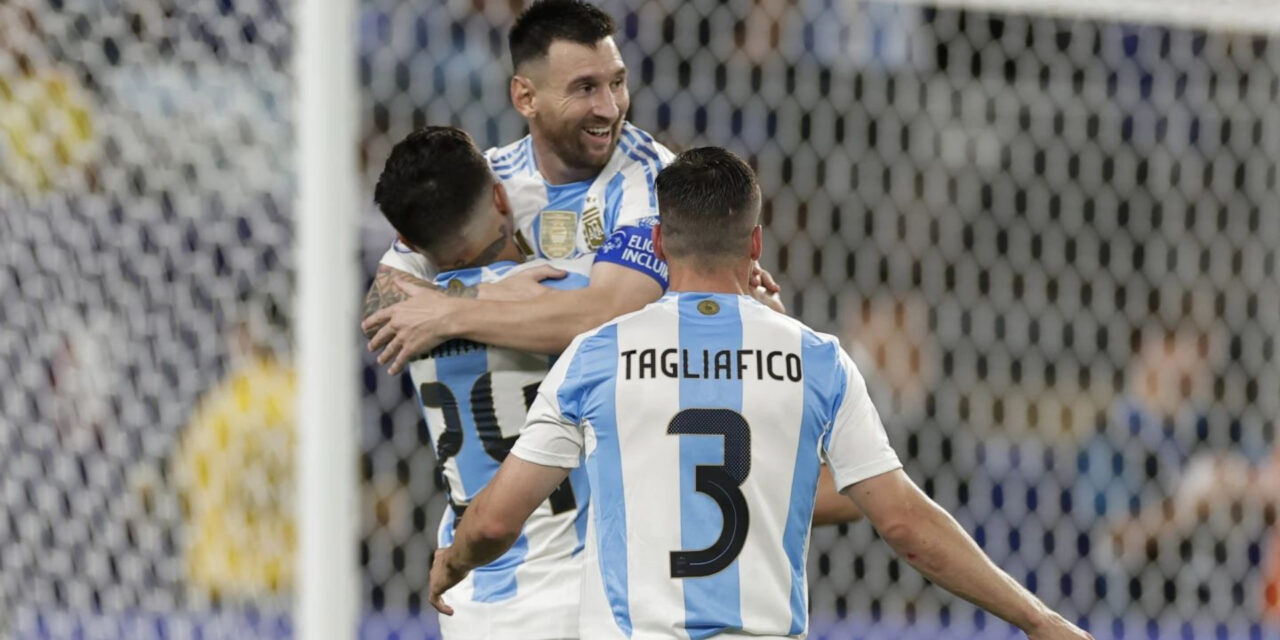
{"left": 377, "top": 239, "right": 437, "bottom": 281}
{"left": 510, "top": 333, "right": 592, "bottom": 468}
{"left": 611, "top": 128, "right": 675, "bottom": 229}
{"left": 821, "top": 346, "right": 902, "bottom": 491}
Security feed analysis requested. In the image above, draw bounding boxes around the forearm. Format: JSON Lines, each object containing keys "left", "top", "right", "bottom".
{"left": 450, "top": 286, "right": 636, "bottom": 355}
{"left": 362, "top": 265, "right": 438, "bottom": 334}
{"left": 446, "top": 456, "right": 571, "bottom": 572}
{"left": 447, "top": 515, "right": 520, "bottom": 572}
{"left": 879, "top": 497, "right": 1050, "bottom": 631}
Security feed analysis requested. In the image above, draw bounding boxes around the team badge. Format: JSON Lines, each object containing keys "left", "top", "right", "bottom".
{"left": 538, "top": 210, "right": 578, "bottom": 259}
{"left": 697, "top": 300, "right": 720, "bottom": 315}
{"left": 446, "top": 278, "right": 466, "bottom": 295}
{"left": 582, "top": 195, "right": 605, "bottom": 250}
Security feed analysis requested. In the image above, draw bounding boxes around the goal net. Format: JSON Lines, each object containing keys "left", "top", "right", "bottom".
{"left": 3, "top": 0, "right": 1277, "bottom": 638}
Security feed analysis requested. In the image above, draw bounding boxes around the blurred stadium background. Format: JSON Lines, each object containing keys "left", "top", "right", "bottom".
{"left": 2, "top": 0, "right": 1278, "bottom": 638}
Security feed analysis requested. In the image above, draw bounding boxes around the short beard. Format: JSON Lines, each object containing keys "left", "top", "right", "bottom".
{"left": 545, "top": 118, "right": 616, "bottom": 172}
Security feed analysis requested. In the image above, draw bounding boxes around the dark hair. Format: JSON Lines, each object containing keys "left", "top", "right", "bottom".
{"left": 374, "top": 126, "right": 491, "bottom": 254}
{"left": 654, "top": 147, "right": 761, "bottom": 262}
{"left": 509, "top": 0, "right": 616, "bottom": 72}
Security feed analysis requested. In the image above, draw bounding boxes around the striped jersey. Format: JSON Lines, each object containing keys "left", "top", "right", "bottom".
{"left": 380, "top": 122, "right": 673, "bottom": 288}
{"left": 408, "top": 256, "right": 593, "bottom": 609}
{"left": 511, "top": 292, "right": 903, "bottom": 639}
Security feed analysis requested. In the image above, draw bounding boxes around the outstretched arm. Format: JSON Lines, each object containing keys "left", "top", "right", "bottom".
{"left": 846, "top": 469, "right": 1091, "bottom": 640}
{"left": 428, "top": 455, "right": 570, "bottom": 615}
{"left": 366, "top": 262, "right": 662, "bottom": 371}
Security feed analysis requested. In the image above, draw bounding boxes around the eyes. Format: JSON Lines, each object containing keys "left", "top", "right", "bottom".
{"left": 575, "top": 77, "right": 627, "bottom": 95}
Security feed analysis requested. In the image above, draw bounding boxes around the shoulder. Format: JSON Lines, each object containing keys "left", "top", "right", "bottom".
{"left": 615, "top": 123, "right": 676, "bottom": 176}
{"left": 620, "top": 123, "right": 675, "bottom": 161}
{"left": 504, "top": 256, "right": 593, "bottom": 290}
{"left": 485, "top": 136, "right": 535, "bottom": 180}
{"left": 434, "top": 262, "right": 519, "bottom": 288}
{"left": 567, "top": 297, "right": 672, "bottom": 353}
{"left": 742, "top": 300, "right": 842, "bottom": 351}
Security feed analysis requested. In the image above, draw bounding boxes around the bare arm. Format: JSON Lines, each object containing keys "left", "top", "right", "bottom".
{"left": 812, "top": 464, "right": 862, "bottom": 526}
{"left": 450, "top": 263, "right": 661, "bottom": 352}
{"left": 428, "top": 456, "right": 570, "bottom": 615}
{"left": 847, "top": 469, "right": 1090, "bottom": 639}
{"left": 361, "top": 264, "right": 440, "bottom": 338}
{"left": 366, "top": 263, "right": 663, "bottom": 371}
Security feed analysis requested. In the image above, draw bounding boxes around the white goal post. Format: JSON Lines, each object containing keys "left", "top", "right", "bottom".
{"left": 294, "top": 0, "right": 359, "bottom": 639}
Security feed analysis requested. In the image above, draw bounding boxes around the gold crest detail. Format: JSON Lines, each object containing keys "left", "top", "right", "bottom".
{"left": 513, "top": 229, "right": 535, "bottom": 259}
{"left": 697, "top": 300, "right": 720, "bottom": 315}
{"left": 538, "top": 210, "right": 578, "bottom": 259}
{"left": 582, "top": 206, "right": 606, "bottom": 251}
{"left": 446, "top": 278, "right": 466, "bottom": 295}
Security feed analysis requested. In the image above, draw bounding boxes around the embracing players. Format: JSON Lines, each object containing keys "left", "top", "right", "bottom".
{"left": 428, "top": 147, "right": 1093, "bottom": 640}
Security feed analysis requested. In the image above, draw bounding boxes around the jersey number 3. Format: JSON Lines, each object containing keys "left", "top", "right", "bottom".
{"left": 668, "top": 408, "right": 751, "bottom": 578}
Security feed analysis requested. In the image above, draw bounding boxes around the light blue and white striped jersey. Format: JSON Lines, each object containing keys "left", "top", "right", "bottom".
{"left": 512, "top": 292, "right": 903, "bottom": 640}
{"left": 408, "top": 256, "right": 593, "bottom": 625}
{"left": 380, "top": 122, "right": 673, "bottom": 288}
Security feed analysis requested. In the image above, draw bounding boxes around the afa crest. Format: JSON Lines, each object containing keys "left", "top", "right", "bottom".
{"left": 538, "top": 211, "right": 578, "bottom": 259}
{"left": 582, "top": 206, "right": 606, "bottom": 251}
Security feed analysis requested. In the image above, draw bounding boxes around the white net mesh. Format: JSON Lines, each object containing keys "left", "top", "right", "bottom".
{"left": 1, "top": 0, "right": 294, "bottom": 637}
{"left": 357, "top": 1, "right": 1279, "bottom": 637}
{"left": 4, "top": 0, "right": 1278, "bottom": 638}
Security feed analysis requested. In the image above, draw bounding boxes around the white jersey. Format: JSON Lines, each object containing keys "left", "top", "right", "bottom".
{"left": 512, "top": 292, "right": 903, "bottom": 640}
{"left": 408, "top": 256, "right": 593, "bottom": 640}
{"left": 380, "top": 122, "right": 674, "bottom": 287}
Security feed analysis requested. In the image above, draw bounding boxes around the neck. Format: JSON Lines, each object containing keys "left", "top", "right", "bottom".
{"left": 666, "top": 259, "right": 752, "bottom": 295}
{"left": 531, "top": 135, "right": 597, "bottom": 185}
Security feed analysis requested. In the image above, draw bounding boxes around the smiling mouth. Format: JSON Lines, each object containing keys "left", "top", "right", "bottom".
{"left": 583, "top": 125, "right": 613, "bottom": 140}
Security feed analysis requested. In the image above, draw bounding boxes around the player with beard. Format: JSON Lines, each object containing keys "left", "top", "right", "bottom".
{"left": 362, "top": 0, "right": 859, "bottom": 527}
{"left": 362, "top": 0, "right": 784, "bottom": 366}
{"left": 427, "top": 147, "right": 1093, "bottom": 640}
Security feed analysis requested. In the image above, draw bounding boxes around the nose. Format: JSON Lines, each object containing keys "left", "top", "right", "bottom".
{"left": 591, "top": 88, "right": 619, "bottom": 122}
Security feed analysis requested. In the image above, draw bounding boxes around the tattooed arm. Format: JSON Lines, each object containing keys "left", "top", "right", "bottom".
{"left": 362, "top": 265, "right": 477, "bottom": 338}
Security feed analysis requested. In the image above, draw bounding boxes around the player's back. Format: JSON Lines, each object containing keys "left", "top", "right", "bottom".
{"left": 408, "top": 256, "right": 593, "bottom": 639}
{"left": 549, "top": 292, "right": 898, "bottom": 639}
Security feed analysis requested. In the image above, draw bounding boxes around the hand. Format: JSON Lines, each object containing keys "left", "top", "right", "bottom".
{"left": 749, "top": 261, "right": 781, "bottom": 294}
{"left": 363, "top": 281, "right": 457, "bottom": 374}
{"left": 1026, "top": 612, "right": 1094, "bottom": 640}
{"left": 478, "top": 265, "right": 566, "bottom": 301}
{"left": 749, "top": 262, "right": 785, "bottom": 313}
{"left": 428, "top": 546, "right": 471, "bottom": 616}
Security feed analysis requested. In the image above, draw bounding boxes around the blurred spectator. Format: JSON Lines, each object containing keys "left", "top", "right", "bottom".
{"left": 0, "top": 0, "right": 97, "bottom": 196}
{"left": 1105, "top": 440, "right": 1279, "bottom": 622}
{"left": 172, "top": 296, "right": 295, "bottom": 600}
{"left": 1077, "top": 325, "right": 1220, "bottom": 524}
{"left": 1075, "top": 324, "right": 1224, "bottom": 610}
{"left": 842, "top": 295, "right": 938, "bottom": 427}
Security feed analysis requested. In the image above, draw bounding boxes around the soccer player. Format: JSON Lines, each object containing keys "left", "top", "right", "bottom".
{"left": 361, "top": 0, "right": 783, "bottom": 368}
{"left": 428, "top": 148, "right": 1093, "bottom": 640}
{"left": 374, "top": 126, "right": 594, "bottom": 640}
{"left": 362, "top": 0, "right": 856, "bottom": 527}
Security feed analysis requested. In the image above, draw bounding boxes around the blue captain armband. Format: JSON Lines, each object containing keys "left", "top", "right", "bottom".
{"left": 593, "top": 220, "right": 669, "bottom": 290}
